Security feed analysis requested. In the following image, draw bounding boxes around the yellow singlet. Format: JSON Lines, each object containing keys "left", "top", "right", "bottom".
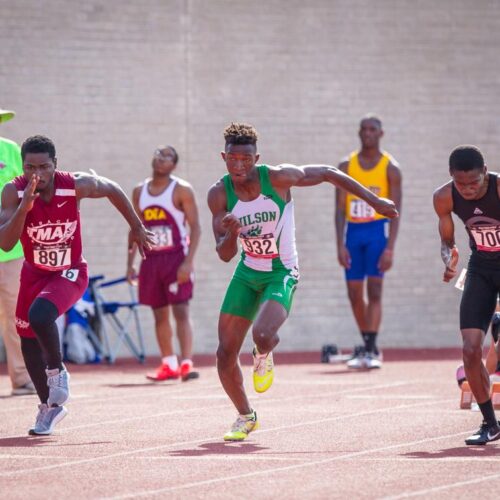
{"left": 345, "top": 151, "right": 391, "bottom": 223}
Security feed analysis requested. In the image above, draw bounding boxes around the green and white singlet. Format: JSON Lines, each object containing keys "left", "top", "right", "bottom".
{"left": 223, "top": 165, "right": 298, "bottom": 273}
{"left": 220, "top": 165, "right": 299, "bottom": 320}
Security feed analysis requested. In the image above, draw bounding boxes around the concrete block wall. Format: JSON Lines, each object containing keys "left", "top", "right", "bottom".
{"left": 1, "top": 0, "right": 499, "bottom": 357}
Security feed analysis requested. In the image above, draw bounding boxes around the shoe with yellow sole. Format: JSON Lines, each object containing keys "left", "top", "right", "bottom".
{"left": 223, "top": 411, "right": 259, "bottom": 441}
{"left": 253, "top": 347, "right": 274, "bottom": 393}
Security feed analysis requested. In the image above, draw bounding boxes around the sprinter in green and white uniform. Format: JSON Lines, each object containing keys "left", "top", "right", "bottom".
{"left": 221, "top": 164, "right": 299, "bottom": 320}
{"left": 207, "top": 122, "right": 398, "bottom": 442}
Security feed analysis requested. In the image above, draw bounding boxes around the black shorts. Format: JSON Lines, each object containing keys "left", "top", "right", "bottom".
{"left": 460, "top": 255, "right": 500, "bottom": 332}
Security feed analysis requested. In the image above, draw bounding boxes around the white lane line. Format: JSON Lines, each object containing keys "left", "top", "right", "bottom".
{"left": 0, "top": 396, "right": 456, "bottom": 478}
{"left": 0, "top": 454, "right": 68, "bottom": 460}
{"left": 143, "top": 456, "right": 305, "bottom": 462}
{"left": 102, "top": 416, "right": 473, "bottom": 498}
{"left": 382, "top": 472, "right": 500, "bottom": 499}
{"left": 0, "top": 380, "right": 414, "bottom": 440}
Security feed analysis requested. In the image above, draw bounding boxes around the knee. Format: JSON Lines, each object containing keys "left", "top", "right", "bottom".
{"left": 216, "top": 344, "right": 238, "bottom": 370}
{"left": 28, "top": 301, "right": 56, "bottom": 332}
{"left": 347, "top": 287, "right": 363, "bottom": 305}
{"left": 462, "top": 342, "right": 482, "bottom": 367}
{"left": 252, "top": 324, "right": 279, "bottom": 352}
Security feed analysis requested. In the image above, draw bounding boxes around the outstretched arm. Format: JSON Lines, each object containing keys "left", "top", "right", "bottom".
{"left": 75, "top": 171, "right": 155, "bottom": 257}
{"left": 0, "top": 177, "right": 39, "bottom": 251}
{"left": 126, "top": 185, "right": 142, "bottom": 283}
{"left": 272, "top": 164, "right": 398, "bottom": 219}
{"left": 378, "top": 162, "right": 403, "bottom": 272}
{"left": 207, "top": 181, "right": 240, "bottom": 262}
{"left": 433, "top": 183, "right": 459, "bottom": 282}
{"left": 335, "top": 161, "right": 351, "bottom": 269}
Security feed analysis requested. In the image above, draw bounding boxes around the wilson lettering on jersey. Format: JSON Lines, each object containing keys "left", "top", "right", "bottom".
{"left": 223, "top": 165, "right": 298, "bottom": 274}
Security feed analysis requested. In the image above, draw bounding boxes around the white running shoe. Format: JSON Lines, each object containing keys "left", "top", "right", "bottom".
{"left": 46, "top": 367, "right": 71, "bottom": 407}
{"left": 365, "top": 352, "right": 383, "bottom": 369}
{"left": 29, "top": 404, "right": 68, "bottom": 435}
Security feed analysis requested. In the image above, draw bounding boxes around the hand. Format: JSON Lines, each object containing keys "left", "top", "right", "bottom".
{"left": 372, "top": 197, "right": 398, "bottom": 219}
{"left": 337, "top": 245, "right": 351, "bottom": 269}
{"left": 126, "top": 265, "right": 138, "bottom": 285}
{"left": 129, "top": 224, "right": 156, "bottom": 258}
{"left": 222, "top": 213, "right": 242, "bottom": 235}
{"left": 177, "top": 260, "right": 193, "bottom": 284}
{"left": 443, "top": 246, "right": 459, "bottom": 283}
{"left": 19, "top": 175, "right": 40, "bottom": 213}
{"left": 378, "top": 248, "right": 393, "bottom": 272}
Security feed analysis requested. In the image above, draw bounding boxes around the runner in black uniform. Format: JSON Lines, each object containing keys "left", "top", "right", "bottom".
{"left": 434, "top": 145, "right": 500, "bottom": 445}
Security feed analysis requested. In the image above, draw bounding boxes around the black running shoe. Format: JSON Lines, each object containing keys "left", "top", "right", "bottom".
{"left": 465, "top": 421, "right": 500, "bottom": 445}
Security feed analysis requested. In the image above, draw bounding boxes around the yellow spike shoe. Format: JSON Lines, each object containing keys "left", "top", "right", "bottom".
{"left": 223, "top": 411, "right": 259, "bottom": 441}
{"left": 253, "top": 347, "right": 274, "bottom": 393}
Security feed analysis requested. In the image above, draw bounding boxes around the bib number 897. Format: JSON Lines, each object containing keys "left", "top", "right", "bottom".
{"left": 34, "top": 248, "right": 70, "bottom": 269}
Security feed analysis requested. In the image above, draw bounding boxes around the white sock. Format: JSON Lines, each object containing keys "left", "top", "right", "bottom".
{"left": 162, "top": 355, "right": 178, "bottom": 370}
{"left": 181, "top": 359, "right": 193, "bottom": 368}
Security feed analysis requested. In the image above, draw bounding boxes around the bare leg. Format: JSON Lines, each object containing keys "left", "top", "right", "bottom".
{"left": 152, "top": 306, "right": 174, "bottom": 357}
{"left": 172, "top": 302, "right": 193, "bottom": 360}
{"left": 252, "top": 300, "right": 288, "bottom": 355}
{"left": 346, "top": 280, "right": 367, "bottom": 333}
{"left": 217, "top": 313, "right": 252, "bottom": 415}
{"left": 366, "top": 277, "right": 383, "bottom": 332}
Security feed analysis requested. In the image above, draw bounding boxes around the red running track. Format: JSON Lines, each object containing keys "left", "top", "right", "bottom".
{"left": 1, "top": 350, "right": 499, "bottom": 499}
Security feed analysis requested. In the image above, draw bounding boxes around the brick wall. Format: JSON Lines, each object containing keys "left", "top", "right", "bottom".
{"left": 1, "top": 0, "right": 499, "bottom": 357}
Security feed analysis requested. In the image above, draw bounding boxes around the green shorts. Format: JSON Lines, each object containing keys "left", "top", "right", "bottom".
{"left": 220, "top": 262, "right": 299, "bottom": 321}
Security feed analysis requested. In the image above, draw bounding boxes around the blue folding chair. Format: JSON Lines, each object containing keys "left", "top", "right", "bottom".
{"left": 88, "top": 275, "right": 146, "bottom": 363}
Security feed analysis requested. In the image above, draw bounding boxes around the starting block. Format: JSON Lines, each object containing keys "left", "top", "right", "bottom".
{"left": 492, "top": 383, "right": 500, "bottom": 409}
{"left": 460, "top": 381, "right": 475, "bottom": 409}
{"left": 321, "top": 344, "right": 352, "bottom": 364}
{"left": 460, "top": 381, "right": 500, "bottom": 410}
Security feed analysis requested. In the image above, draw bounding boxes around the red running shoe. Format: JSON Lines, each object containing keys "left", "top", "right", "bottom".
{"left": 146, "top": 364, "right": 179, "bottom": 381}
{"left": 180, "top": 360, "right": 199, "bottom": 381}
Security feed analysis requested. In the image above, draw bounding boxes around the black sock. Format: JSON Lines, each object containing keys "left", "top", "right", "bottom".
{"left": 20, "top": 337, "right": 49, "bottom": 404}
{"left": 362, "top": 332, "right": 378, "bottom": 353}
{"left": 28, "top": 298, "right": 63, "bottom": 371}
{"left": 478, "top": 399, "right": 498, "bottom": 428}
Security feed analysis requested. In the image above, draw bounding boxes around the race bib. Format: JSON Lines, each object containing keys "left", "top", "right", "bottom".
{"left": 62, "top": 268, "right": 79, "bottom": 282}
{"left": 349, "top": 199, "right": 375, "bottom": 222}
{"left": 33, "top": 247, "right": 71, "bottom": 270}
{"left": 151, "top": 225, "right": 174, "bottom": 250}
{"left": 469, "top": 225, "right": 500, "bottom": 252}
{"left": 240, "top": 233, "right": 278, "bottom": 259}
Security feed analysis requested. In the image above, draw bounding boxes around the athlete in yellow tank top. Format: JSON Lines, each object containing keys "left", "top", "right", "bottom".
{"left": 345, "top": 151, "right": 391, "bottom": 222}
{"left": 334, "top": 115, "right": 402, "bottom": 370}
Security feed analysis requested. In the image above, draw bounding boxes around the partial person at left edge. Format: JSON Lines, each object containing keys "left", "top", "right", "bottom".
{"left": 0, "top": 107, "right": 36, "bottom": 396}
{"left": 0, "top": 135, "right": 155, "bottom": 435}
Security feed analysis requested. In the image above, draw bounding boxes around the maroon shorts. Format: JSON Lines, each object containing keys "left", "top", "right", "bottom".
{"left": 138, "top": 251, "right": 193, "bottom": 309}
{"left": 16, "top": 260, "right": 89, "bottom": 338}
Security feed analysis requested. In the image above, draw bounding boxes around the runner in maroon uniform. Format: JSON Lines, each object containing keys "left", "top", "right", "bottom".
{"left": 0, "top": 135, "right": 154, "bottom": 435}
{"left": 127, "top": 145, "right": 201, "bottom": 381}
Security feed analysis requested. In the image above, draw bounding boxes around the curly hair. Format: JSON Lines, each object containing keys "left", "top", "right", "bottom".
{"left": 223, "top": 122, "right": 258, "bottom": 146}
{"left": 21, "top": 135, "right": 56, "bottom": 160}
